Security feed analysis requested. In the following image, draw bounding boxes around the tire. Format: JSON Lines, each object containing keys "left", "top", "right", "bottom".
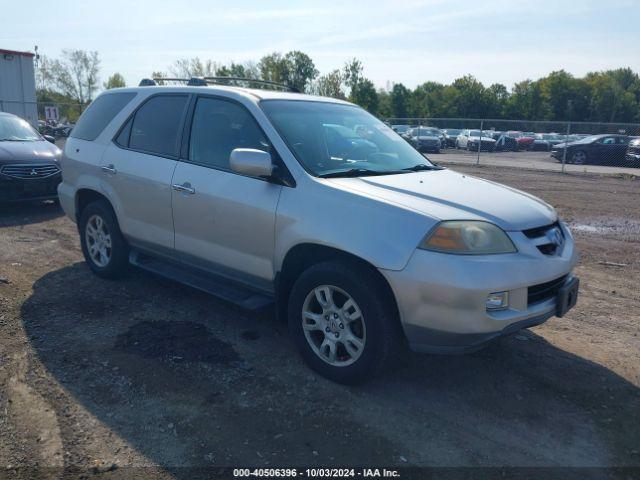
{"left": 287, "top": 261, "right": 401, "bottom": 384}
{"left": 571, "top": 150, "right": 588, "bottom": 165}
{"left": 78, "top": 200, "right": 129, "bottom": 279}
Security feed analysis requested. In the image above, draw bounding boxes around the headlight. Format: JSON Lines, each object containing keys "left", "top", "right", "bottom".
{"left": 420, "top": 221, "right": 517, "bottom": 254}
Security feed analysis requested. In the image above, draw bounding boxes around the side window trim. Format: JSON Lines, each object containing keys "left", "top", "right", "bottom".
{"left": 111, "top": 93, "right": 192, "bottom": 160}
{"left": 180, "top": 93, "right": 295, "bottom": 186}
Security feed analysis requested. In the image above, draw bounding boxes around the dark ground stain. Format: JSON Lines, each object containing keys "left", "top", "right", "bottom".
{"left": 114, "top": 320, "right": 240, "bottom": 364}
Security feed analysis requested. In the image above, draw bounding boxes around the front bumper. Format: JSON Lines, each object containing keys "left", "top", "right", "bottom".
{"left": 0, "top": 173, "right": 62, "bottom": 202}
{"left": 380, "top": 222, "right": 579, "bottom": 354}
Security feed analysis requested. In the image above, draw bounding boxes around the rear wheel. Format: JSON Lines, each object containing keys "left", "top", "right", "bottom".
{"left": 288, "top": 261, "right": 401, "bottom": 384}
{"left": 79, "top": 200, "right": 129, "bottom": 278}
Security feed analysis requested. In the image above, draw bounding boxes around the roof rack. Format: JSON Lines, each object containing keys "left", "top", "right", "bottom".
{"left": 146, "top": 76, "right": 299, "bottom": 92}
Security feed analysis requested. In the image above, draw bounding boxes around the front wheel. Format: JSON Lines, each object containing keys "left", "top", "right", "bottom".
{"left": 288, "top": 261, "right": 401, "bottom": 384}
{"left": 571, "top": 150, "right": 588, "bottom": 165}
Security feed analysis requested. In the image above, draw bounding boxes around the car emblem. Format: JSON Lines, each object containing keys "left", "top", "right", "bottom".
{"left": 547, "top": 227, "right": 564, "bottom": 248}
{"left": 30, "top": 169, "right": 39, "bottom": 176}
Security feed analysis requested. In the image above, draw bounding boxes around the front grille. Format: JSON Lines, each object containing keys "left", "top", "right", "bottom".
{"left": 523, "top": 221, "right": 564, "bottom": 255}
{"left": 528, "top": 275, "right": 567, "bottom": 305}
{"left": 628, "top": 146, "right": 640, "bottom": 155}
{"left": 0, "top": 163, "right": 60, "bottom": 179}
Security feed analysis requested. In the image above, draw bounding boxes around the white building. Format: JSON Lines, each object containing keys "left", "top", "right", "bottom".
{"left": 0, "top": 48, "right": 38, "bottom": 126}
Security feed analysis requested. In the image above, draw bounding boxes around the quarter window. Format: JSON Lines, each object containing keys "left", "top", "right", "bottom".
{"left": 128, "top": 95, "right": 189, "bottom": 157}
{"left": 188, "top": 97, "right": 270, "bottom": 170}
{"left": 71, "top": 92, "right": 136, "bottom": 141}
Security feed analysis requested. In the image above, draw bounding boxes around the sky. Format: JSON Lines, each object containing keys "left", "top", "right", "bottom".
{"left": 1, "top": 0, "right": 639, "bottom": 91}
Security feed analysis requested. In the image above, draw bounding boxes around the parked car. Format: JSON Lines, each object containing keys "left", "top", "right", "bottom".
{"left": 58, "top": 84, "right": 579, "bottom": 384}
{"left": 551, "top": 134, "right": 631, "bottom": 165}
{"left": 506, "top": 131, "right": 535, "bottom": 150}
{"left": 530, "top": 133, "right": 565, "bottom": 152}
{"left": 391, "top": 124, "right": 411, "bottom": 136}
{"left": 455, "top": 130, "right": 497, "bottom": 151}
{"left": 442, "top": 129, "right": 461, "bottom": 148}
{"left": 406, "top": 127, "right": 442, "bottom": 153}
{"left": 624, "top": 138, "right": 640, "bottom": 167}
{"left": 486, "top": 131, "right": 518, "bottom": 152}
{"left": 0, "top": 112, "right": 62, "bottom": 203}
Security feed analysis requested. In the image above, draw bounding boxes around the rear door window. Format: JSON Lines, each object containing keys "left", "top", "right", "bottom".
{"left": 128, "top": 95, "right": 189, "bottom": 157}
{"left": 70, "top": 92, "right": 137, "bottom": 141}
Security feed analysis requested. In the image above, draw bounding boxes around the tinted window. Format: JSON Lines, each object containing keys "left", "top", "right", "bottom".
{"left": 189, "top": 97, "right": 270, "bottom": 170}
{"left": 129, "top": 95, "right": 189, "bottom": 156}
{"left": 115, "top": 118, "right": 132, "bottom": 147}
{"left": 71, "top": 92, "right": 136, "bottom": 141}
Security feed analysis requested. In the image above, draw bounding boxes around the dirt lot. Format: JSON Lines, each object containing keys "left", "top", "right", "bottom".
{"left": 1, "top": 165, "right": 639, "bottom": 477}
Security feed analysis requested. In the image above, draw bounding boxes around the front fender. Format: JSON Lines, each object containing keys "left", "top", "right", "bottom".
{"left": 274, "top": 177, "right": 434, "bottom": 273}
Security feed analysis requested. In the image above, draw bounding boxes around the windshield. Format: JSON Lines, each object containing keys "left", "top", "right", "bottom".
{"left": 445, "top": 129, "right": 461, "bottom": 136}
{"left": 0, "top": 115, "right": 41, "bottom": 141}
{"left": 469, "top": 130, "right": 487, "bottom": 137}
{"left": 392, "top": 125, "right": 409, "bottom": 133}
{"left": 261, "top": 100, "right": 435, "bottom": 177}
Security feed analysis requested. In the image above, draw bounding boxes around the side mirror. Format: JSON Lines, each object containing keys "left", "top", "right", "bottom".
{"left": 229, "top": 148, "right": 274, "bottom": 178}
{"left": 44, "top": 135, "right": 56, "bottom": 144}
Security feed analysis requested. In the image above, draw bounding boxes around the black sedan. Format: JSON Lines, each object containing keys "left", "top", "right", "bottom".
{"left": 551, "top": 134, "right": 631, "bottom": 165}
{"left": 405, "top": 127, "right": 442, "bottom": 153}
{"left": 0, "top": 112, "right": 62, "bottom": 203}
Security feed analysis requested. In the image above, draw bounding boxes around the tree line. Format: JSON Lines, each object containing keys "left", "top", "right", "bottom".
{"left": 36, "top": 49, "right": 640, "bottom": 124}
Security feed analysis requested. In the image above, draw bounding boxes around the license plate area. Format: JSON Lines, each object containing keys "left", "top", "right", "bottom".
{"left": 556, "top": 277, "right": 579, "bottom": 317}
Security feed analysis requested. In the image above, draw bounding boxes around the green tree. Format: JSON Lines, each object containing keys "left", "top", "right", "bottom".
{"left": 258, "top": 51, "right": 318, "bottom": 91}
{"left": 390, "top": 83, "right": 411, "bottom": 118}
{"left": 283, "top": 51, "right": 318, "bottom": 92}
{"left": 342, "top": 58, "right": 363, "bottom": 97}
{"left": 103, "top": 72, "right": 125, "bottom": 89}
{"left": 351, "top": 79, "right": 379, "bottom": 114}
{"left": 310, "top": 69, "right": 346, "bottom": 99}
{"left": 39, "top": 49, "right": 100, "bottom": 104}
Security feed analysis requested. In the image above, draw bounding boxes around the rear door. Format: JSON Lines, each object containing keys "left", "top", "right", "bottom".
{"left": 171, "top": 95, "right": 283, "bottom": 290}
{"left": 101, "top": 94, "right": 190, "bottom": 254}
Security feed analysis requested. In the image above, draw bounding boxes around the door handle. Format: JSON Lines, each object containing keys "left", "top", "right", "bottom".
{"left": 101, "top": 164, "right": 117, "bottom": 174}
{"left": 172, "top": 182, "right": 196, "bottom": 195}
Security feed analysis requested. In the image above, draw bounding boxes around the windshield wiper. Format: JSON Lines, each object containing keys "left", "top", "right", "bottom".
{"left": 401, "top": 163, "right": 443, "bottom": 172}
{"left": 318, "top": 168, "right": 405, "bottom": 178}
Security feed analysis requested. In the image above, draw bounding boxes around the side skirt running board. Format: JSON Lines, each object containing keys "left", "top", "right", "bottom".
{"left": 129, "top": 249, "right": 273, "bottom": 310}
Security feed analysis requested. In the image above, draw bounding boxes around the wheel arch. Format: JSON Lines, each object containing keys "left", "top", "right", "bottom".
{"left": 276, "top": 243, "right": 403, "bottom": 336}
{"left": 75, "top": 188, "right": 113, "bottom": 221}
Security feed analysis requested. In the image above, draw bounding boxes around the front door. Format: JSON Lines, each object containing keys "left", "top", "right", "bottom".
{"left": 171, "top": 96, "right": 282, "bottom": 291}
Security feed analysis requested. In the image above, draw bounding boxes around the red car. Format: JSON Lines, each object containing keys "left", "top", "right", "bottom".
{"left": 506, "top": 131, "right": 536, "bottom": 150}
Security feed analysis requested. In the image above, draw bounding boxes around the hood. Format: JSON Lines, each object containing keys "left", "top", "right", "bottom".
{"left": 0, "top": 140, "right": 62, "bottom": 163}
{"left": 327, "top": 169, "right": 557, "bottom": 231}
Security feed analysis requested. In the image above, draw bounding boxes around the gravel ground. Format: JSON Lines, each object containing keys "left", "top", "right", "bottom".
{"left": 0, "top": 165, "right": 639, "bottom": 478}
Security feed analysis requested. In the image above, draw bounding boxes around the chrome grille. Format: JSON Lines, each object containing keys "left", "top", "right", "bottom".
{"left": 1, "top": 164, "right": 60, "bottom": 179}
{"left": 522, "top": 221, "right": 565, "bottom": 256}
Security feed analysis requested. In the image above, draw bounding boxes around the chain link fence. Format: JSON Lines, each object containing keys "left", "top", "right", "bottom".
{"left": 385, "top": 118, "right": 640, "bottom": 174}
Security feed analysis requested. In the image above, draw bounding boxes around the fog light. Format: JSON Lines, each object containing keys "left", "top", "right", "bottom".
{"left": 486, "top": 291, "right": 509, "bottom": 310}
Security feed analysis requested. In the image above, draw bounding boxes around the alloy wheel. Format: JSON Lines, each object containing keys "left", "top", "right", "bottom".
{"left": 85, "top": 214, "right": 112, "bottom": 267}
{"left": 301, "top": 285, "right": 366, "bottom": 367}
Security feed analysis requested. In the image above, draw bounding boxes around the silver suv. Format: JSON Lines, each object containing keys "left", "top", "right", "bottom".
{"left": 58, "top": 80, "right": 579, "bottom": 383}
